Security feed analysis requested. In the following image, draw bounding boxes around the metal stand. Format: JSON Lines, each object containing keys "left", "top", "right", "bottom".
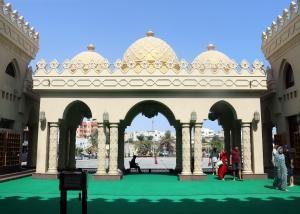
{"left": 59, "top": 171, "right": 88, "bottom": 214}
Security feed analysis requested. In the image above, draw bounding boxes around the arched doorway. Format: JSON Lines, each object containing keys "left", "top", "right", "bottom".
{"left": 119, "top": 100, "right": 179, "bottom": 172}
{"left": 262, "top": 107, "right": 274, "bottom": 167}
{"left": 26, "top": 107, "right": 39, "bottom": 167}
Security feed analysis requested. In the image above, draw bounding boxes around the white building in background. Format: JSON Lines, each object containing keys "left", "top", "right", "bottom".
{"left": 202, "top": 128, "right": 214, "bottom": 137}
{"left": 131, "top": 130, "right": 175, "bottom": 141}
{"left": 75, "top": 137, "right": 91, "bottom": 150}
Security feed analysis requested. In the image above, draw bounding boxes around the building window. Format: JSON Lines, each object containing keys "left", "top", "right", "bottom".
{"left": 2, "top": 91, "right": 4, "bottom": 98}
{"left": 0, "top": 118, "right": 14, "bottom": 129}
{"left": 283, "top": 95, "right": 286, "bottom": 101}
{"left": 288, "top": 115, "right": 299, "bottom": 148}
{"left": 9, "top": 94, "right": 12, "bottom": 101}
{"left": 285, "top": 64, "right": 294, "bottom": 89}
{"left": 295, "top": 91, "right": 298, "bottom": 98}
{"left": 13, "top": 95, "right": 16, "bottom": 102}
{"left": 5, "top": 63, "right": 15, "bottom": 77}
{"left": 6, "top": 93, "right": 8, "bottom": 100}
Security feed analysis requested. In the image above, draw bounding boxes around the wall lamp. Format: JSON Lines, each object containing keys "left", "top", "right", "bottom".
{"left": 103, "top": 111, "right": 109, "bottom": 123}
{"left": 253, "top": 111, "right": 260, "bottom": 123}
{"left": 190, "top": 110, "right": 197, "bottom": 123}
{"left": 39, "top": 110, "right": 46, "bottom": 123}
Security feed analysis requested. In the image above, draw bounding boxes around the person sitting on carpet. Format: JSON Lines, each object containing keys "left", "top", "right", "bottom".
{"left": 130, "top": 155, "right": 142, "bottom": 173}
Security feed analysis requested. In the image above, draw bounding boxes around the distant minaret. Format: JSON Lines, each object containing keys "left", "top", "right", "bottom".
{"left": 152, "top": 118, "right": 154, "bottom": 131}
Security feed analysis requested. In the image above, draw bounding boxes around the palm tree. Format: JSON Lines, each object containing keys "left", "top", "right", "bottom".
{"left": 160, "top": 130, "right": 175, "bottom": 153}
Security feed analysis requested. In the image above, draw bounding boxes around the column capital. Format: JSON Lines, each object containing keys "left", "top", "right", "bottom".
{"left": 97, "top": 122, "right": 104, "bottom": 128}
{"left": 242, "top": 122, "right": 251, "bottom": 127}
{"left": 182, "top": 123, "right": 190, "bottom": 128}
{"left": 194, "top": 123, "right": 203, "bottom": 128}
{"left": 49, "top": 122, "right": 59, "bottom": 127}
{"left": 110, "top": 123, "right": 119, "bottom": 128}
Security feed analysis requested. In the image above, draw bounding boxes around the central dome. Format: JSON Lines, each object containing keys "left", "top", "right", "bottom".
{"left": 122, "top": 30, "right": 179, "bottom": 72}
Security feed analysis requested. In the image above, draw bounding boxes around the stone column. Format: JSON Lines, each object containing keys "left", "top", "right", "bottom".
{"left": 242, "top": 123, "right": 253, "bottom": 174}
{"left": 118, "top": 127, "right": 125, "bottom": 170}
{"left": 47, "top": 123, "right": 59, "bottom": 173}
{"left": 108, "top": 124, "right": 119, "bottom": 175}
{"left": 181, "top": 124, "right": 191, "bottom": 175}
{"left": 193, "top": 123, "right": 204, "bottom": 175}
{"left": 95, "top": 123, "right": 107, "bottom": 174}
{"left": 69, "top": 127, "right": 77, "bottom": 169}
{"left": 58, "top": 120, "right": 67, "bottom": 170}
{"left": 224, "top": 127, "right": 231, "bottom": 161}
{"left": 175, "top": 126, "right": 182, "bottom": 171}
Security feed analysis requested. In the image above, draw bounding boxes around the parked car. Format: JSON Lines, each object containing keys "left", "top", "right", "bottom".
{"left": 159, "top": 151, "right": 168, "bottom": 156}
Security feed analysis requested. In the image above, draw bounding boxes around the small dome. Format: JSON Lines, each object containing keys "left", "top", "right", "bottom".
{"left": 122, "top": 30, "right": 179, "bottom": 72}
{"left": 71, "top": 44, "right": 106, "bottom": 72}
{"left": 192, "top": 43, "right": 231, "bottom": 71}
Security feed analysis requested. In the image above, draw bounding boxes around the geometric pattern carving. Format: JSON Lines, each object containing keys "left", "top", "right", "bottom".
{"left": 193, "top": 124, "right": 203, "bottom": 174}
{"left": 101, "top": 59, "right": 110, "bottom": 69}
{"left": 33, "top": 77, "right": 267, "bottom": 89}
{"left": 96, "top": 124, "right": 107, "bottom": 174}
{"left": 62, "top": 59, "right": 72, "bottom": 69}
{"left": 140, "top": 59, "right": 149, "bottom": 69}
{"left": 113, "top": 59, "right": 123, "bottom": 69}
{"left": 49, "top": 59, "right": 59, "bottom": 69}
{"left": 153, "top": 59, "right": 162, "bottom": 69}
{"left": 166, "top": 59, "right": 175, "bottom": 69}
{"left": 48, "top": 123, "right": 58, "bottom": 172}
{"left": 181, "top": 125, "right": 191, "bottom": 174}
{"left": 179, "top": 59, "right": 188, "bottom": 69}
{"left": 108, "top": 125, "right": 119, "bottom": 175}
{"left": 242, "top": 123, "right": 252, "bottom": 173}
{"left": 240, "top": 59, "right": 250, "bottom": 70}
{"left": 37, "top": 59, "right": 47, "bottom": 70}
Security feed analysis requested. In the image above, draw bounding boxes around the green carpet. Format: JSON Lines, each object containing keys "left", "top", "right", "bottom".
{"left": 0, "top": 174, "right": 299, "bottom": 214}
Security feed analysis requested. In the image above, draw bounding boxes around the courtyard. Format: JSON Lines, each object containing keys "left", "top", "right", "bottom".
{"left": 0, "top": 173, "right": 299, "bottom": 214}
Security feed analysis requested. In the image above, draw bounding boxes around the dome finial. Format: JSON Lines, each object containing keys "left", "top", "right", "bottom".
{"left": 146, "top": 29, "right": 154, "bottom": 37}
{"left": 87, "top": 43, "right": 95, "bottom": 52}
{"left": 207, "top": 42, "right": 215, "bottom": 51}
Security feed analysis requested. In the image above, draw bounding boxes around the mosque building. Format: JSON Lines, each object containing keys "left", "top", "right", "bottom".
{"left": 0, "top": 0, "right": 299, "bottom": 179}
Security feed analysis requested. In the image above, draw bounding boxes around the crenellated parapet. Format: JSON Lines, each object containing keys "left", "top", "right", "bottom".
{"left": 261, "top": 1, "right": 300, "bottom": 61}
{"left": 0, "top": 0, "right": 39, "bottom": 62}
{"left": 33, "top": 58, "right": 266, "bottom": 91}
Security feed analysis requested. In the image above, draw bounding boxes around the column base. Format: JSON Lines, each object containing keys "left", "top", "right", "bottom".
{"left": 242, "top": 173, "right": 268, "bottom": 180}
{"left": 178, "top": 173, "right": 207, "bottom": 181}
{"left": 32, "top": 173, "right": 59, "bottom": 179}
{"left": 92, "top": 174, "right": 121, "bottom": 181}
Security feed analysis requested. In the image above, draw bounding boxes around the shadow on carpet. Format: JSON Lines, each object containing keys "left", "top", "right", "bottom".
{"left": 1, "top": 195, "right": 300, "bottom": 214}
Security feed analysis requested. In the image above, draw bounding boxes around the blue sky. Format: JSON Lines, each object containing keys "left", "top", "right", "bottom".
{"left": 7, "top": 0, "right": 290, "bottom": 133}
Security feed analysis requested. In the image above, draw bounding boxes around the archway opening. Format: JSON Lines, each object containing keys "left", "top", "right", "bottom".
{"left": 207, "top": 100, "right": 239, "bottom": 172}
{"left": 59, "top": 101, "right": 93, "bottom": 170}
{"left": 120, "top": 100, "right": 179, "bottom": 174}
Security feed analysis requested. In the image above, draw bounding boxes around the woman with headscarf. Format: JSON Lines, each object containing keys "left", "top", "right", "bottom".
{"left": 273, "top": 146, "right": 288, "bottom": 191}
{"left": 218, "top": 148, "right": 227, "bottom": 180}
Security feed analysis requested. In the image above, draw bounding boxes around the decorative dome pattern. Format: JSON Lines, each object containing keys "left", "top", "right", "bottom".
{"left": 122, "top": 30, "right": 179, "bottom": 73}
{"left": 192, "top": 43, "right": 231, "bottom": 66}
{"left": 71, "top": 44, "right": 107, "bottom": 72}
{"left": 72, "top": 44, "right": 105, "bottom": 64}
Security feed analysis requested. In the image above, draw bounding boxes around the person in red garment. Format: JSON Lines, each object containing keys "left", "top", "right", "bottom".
{"left": 218, "top": 149, "right": 228, "bottom": 180}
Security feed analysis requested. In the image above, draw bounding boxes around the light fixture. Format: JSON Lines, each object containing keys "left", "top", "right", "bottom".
{"left": 190, "top": 110, "right": 197, "bottom": 123}
{"left": 103, "top": 111, "right": 109, "bottom": 123}
{"left": 297, "top": 112, "right": 300, "bottom": 124}
{"left": 208, "top": 112, "right": 218, "bottom": 121}
{"left": 39, "top": 110, "right": 45, "bottom": 122}
{"left": 254, "top": 111, "right": 260, "bottom": 123}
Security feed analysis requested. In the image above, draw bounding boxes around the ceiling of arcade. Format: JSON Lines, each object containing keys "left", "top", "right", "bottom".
{"left": 33, "top": 30, "right": 267, "bottom": 92}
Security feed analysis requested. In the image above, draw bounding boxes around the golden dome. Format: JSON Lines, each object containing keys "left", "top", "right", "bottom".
{"left": 192, "top": 43, "right": 231, "bottom": 71}
{"left": 71, "top": 44, "right": 106, "bottom": 72}
{"left": 122, "top": 30, "right": 179, "bottom": 73}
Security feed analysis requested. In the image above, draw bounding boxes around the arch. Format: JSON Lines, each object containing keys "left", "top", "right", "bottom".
{"left": 5, "top": 63, "right": 15, "bottom": 77}
{"left": 62, "top": 100, "right": 93, "bottom": 126}
{"left": 279, "top": 59, "right": 295, "bottom": 91}
{"left": 120, "top": 100, "right": 179, "bottom": 128}
{"left": 209, "top": 100, "right": 238, "bottom": 123}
